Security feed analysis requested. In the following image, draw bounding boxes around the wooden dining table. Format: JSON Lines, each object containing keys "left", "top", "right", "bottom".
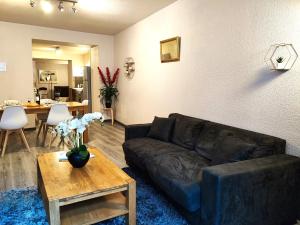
{"left": 0, "top": 102, "right": 89, "bottom": 143}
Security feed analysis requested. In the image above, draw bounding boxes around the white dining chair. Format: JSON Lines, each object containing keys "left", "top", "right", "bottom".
{"left": 42, "top": 104, "right": 73, "bottom": 148}
{"left": 0, "top": 106, "right": 30, "bottom": 157}
{"left": 82, "top": 100, "right": 89, "bottom": 106}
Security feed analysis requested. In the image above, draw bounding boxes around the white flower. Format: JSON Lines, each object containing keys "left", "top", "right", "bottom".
{"left": 56, "top": 120, "right": 71, "bottom": 137}
{"left": 69, "top": 118, "right": 81, "bottom": 130}
{"left": 77, "top": 126, "right": 86, "bottom": 134}
{"left": 92, "top": 112, "right": 103, "bottom": 120}
{"left": 55, "top": 112, "right": 104, "bottom": 148}
{"left": 81, "top": 112, "right": 104, "bottom": 125}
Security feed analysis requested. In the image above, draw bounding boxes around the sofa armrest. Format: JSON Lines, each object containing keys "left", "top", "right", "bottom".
{"left": 201, "top": 154, "right": 300, "bottom": 225}
{"left": 125, "top": 123, "right": 152, "bottom": 141}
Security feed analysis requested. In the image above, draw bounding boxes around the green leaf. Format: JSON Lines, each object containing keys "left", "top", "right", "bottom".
{"left": 66, "top": 151, "right": 72, "bottom": 157}
{"left": 79, "top": 145, "right": 87, "bottom": 152}
{"left": 79, "top": 150, "right": 89, "bottom": 159}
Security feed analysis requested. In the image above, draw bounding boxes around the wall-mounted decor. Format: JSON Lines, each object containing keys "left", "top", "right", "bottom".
{"left": 39, "top": 70, "right": 58, "bottom": 83}
{"left": 264, "top": 43, "right": 298, "bottom": 71}
{"left": 160, "top": 36, "right": 181, "bottom": 63}
{"left": 124, "top": 57, "right": 135, "bottom": 78}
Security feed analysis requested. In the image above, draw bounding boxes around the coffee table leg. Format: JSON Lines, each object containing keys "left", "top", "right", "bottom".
{"left": 48, "top": 200, "right": 60, "bottom": 225}
{"left": 37, "top": 162, "right": 41, "bottom": 194}
{"left": 126, "top": 181, "right": 136, "bottom": 225}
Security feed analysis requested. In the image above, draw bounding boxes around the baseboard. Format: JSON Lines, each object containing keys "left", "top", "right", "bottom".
{"left": 115, "top": 120, "right": 126, "bottom": 127}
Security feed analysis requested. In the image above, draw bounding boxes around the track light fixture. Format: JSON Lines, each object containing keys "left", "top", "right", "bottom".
{"left": 72, "top": 2, "right": 77, "bottom": 13}
{"left": 58, "top": 1, "right": 64, "bottom": 12}
{"left": 29, "top": 0, "right": 78, "bottom": 13}
{"left": 30, "top": 0, "right": 36, "bottom": 7}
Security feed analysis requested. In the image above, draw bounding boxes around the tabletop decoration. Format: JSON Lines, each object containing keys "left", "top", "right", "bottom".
{"left": 55, "top": 112, "right": 104, "bottom": 168}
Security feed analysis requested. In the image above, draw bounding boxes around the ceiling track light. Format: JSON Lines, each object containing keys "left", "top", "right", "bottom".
{"left": 72, "top": 2, "right": 77, "bottom": 13}
{"left": 58, "top": 1, "right": 64, "bottom": 12}
{"left": 29, "top": 0, "right": 78, "bottom": 13}
{"left": 30, "top": 0, "right": 36, "bottom": 7}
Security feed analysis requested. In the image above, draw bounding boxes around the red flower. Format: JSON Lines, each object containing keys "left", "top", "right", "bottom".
{"left": 98, "top": 66, "right": 120, "bottom": 86}
{"left": 98, "top": 66, "right": 108, "bottom": 87}
{"left": 106, "top": 67, "right": 112, "bottom": 85}
{"left": 111, "top": 68, "right": 120, "bottom": 84}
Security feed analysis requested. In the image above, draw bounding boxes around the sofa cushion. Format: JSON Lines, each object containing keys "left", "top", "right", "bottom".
{"left": 145, "top": 150, "right": 210, "bottom": 212}
{"left": 195, "top": 121, "right": 286, "bottom": 160}
{"left": 169, "top": 113, "right": 205, "bottom": 150}
{"left": 123, "top": 137, "right": 189, "bottom": 170}
{"left": 147, "top": 116, "right": 175, "bottom": 142}
{"left": 211, "top": 136, "right": 257, "bottom": 165}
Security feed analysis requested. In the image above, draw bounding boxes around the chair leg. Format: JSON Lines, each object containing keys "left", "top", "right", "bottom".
{"left": 1, "top": 131, "right": 9, "bottom": 158}
{"left": 0, "top": 130, "right": 4, "bottom": 149}
{"left": 37, "top": 121, "right": 44, "bottom": 138}
{"left": 49, "top": 132, "right": 58, "bottom": 149}
{"left": 42, "top": 123, "right": 47, "bottom": 136}
{"left": 19, "top": 129, "right": 31, "bottom": 152}
{"left": 42, "top": 125, "right": 49, "bottom": 147}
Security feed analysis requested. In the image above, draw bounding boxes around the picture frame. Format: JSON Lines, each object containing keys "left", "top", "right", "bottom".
{"left": 160, "top": 36, "right": 181, "bottom": 63}
{"left": 38, "top": 70, "right": 58, "bottom": 83}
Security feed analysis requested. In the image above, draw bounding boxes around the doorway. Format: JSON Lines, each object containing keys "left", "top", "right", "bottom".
{"left": 32, "top": 39, "right": 93, "bottom": 112}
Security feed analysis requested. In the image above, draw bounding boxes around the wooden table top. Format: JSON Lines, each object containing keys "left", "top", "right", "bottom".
{"left": 37, "top": 147, "right": 133, "bottom": 201}
{"left": 0, "top": 101, "right": 86, "bottom": 113}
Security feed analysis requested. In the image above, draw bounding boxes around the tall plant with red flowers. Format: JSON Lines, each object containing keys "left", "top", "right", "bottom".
{"left": 98, "top": 67, "right": 120, "bottom": 108}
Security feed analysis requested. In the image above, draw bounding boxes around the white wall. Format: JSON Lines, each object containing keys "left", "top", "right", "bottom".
{"left": 114, "top": 0, "right": 300, "bottom": 156}
{"left": 0, "top": 21, "right": 113, "bottom": 112}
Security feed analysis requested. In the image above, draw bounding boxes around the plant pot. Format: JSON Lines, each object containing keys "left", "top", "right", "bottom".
{"left": 67, "top": 149, "right": 90, "bottom": 168}
{"left": 105, "top": 98, "right": 112, "bottom": 108}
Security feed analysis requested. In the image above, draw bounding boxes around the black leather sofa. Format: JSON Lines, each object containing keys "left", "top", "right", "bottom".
{"left": 123, "top": 113, "right": 300, "bottom": 225}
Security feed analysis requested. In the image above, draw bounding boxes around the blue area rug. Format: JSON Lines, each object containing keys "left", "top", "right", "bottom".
{"left": 0, "top": 168, "right": 189, "bottom": 225}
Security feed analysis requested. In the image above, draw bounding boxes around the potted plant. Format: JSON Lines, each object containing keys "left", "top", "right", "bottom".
{"left": 276, "top": 56, "right": 285, "bottom": 69}
{"left": 98, "top": 67, "right": 120, "bottom": 108}
{"left": 55, "top": 112, "right": 104, "bottom": 168}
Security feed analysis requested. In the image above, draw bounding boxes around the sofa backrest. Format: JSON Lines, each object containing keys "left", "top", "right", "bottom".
{"left": 169, "top": 113, "right": 206, "bottom": 150}
{"left": 169, "top": 113, "right": 286, "bottom": 162}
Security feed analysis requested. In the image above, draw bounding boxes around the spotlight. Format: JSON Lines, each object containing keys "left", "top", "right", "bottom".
{"left": 58, "top": 1, "right": 64, "bottom": 12}
{"left": 41, "top": 0, "right": 53, "bottom": 13}
{"left": 72, "top": 2, "right": 77, "bottom": 13}
{"left": 29, "top": 0, "right": 36, "bottom": 7}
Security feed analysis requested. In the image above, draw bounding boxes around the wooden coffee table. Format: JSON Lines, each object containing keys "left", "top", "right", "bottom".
{"left": 37, "top": 147, "right": 136, "bottom": 225}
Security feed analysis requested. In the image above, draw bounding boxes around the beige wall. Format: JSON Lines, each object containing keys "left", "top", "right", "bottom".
{"left": 114, "top": 0, "right": 300, "bottom": 156}
{"left": 0, "top": 21, "right": 114, "bottom": 112}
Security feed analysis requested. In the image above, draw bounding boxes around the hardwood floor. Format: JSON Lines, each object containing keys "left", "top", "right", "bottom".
{"left": 0, "top": 121, "right": 126, "bottom": 192}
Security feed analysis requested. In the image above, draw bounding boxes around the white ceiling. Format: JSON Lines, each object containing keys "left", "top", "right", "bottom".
{"left": 32, "top": 40, "right": 91, "bottom": 55}
{"left": 0, "top": 0, "right": 177, "bottom": 35}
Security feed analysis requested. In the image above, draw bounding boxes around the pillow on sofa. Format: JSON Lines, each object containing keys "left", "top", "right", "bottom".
{"left": 211, "top": 136, "right": 257, "bottom": 165}
{"left": 147, "top": 116, "right": 175, "bottom": 142}
{"left": 169, "top": 114, "right": 205, "bottom": 150}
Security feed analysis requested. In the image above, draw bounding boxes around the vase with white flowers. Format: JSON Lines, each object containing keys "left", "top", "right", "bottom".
{"left": 55, "top": 112, "right": 104, "bottom": 168}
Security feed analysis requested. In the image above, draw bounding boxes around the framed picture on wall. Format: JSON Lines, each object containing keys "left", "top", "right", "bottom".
{"left": 160, "top": 36, "right": 181, "bottom": 63}
{"left": 39, "top": 70, "right": 58, "bottom": 83}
